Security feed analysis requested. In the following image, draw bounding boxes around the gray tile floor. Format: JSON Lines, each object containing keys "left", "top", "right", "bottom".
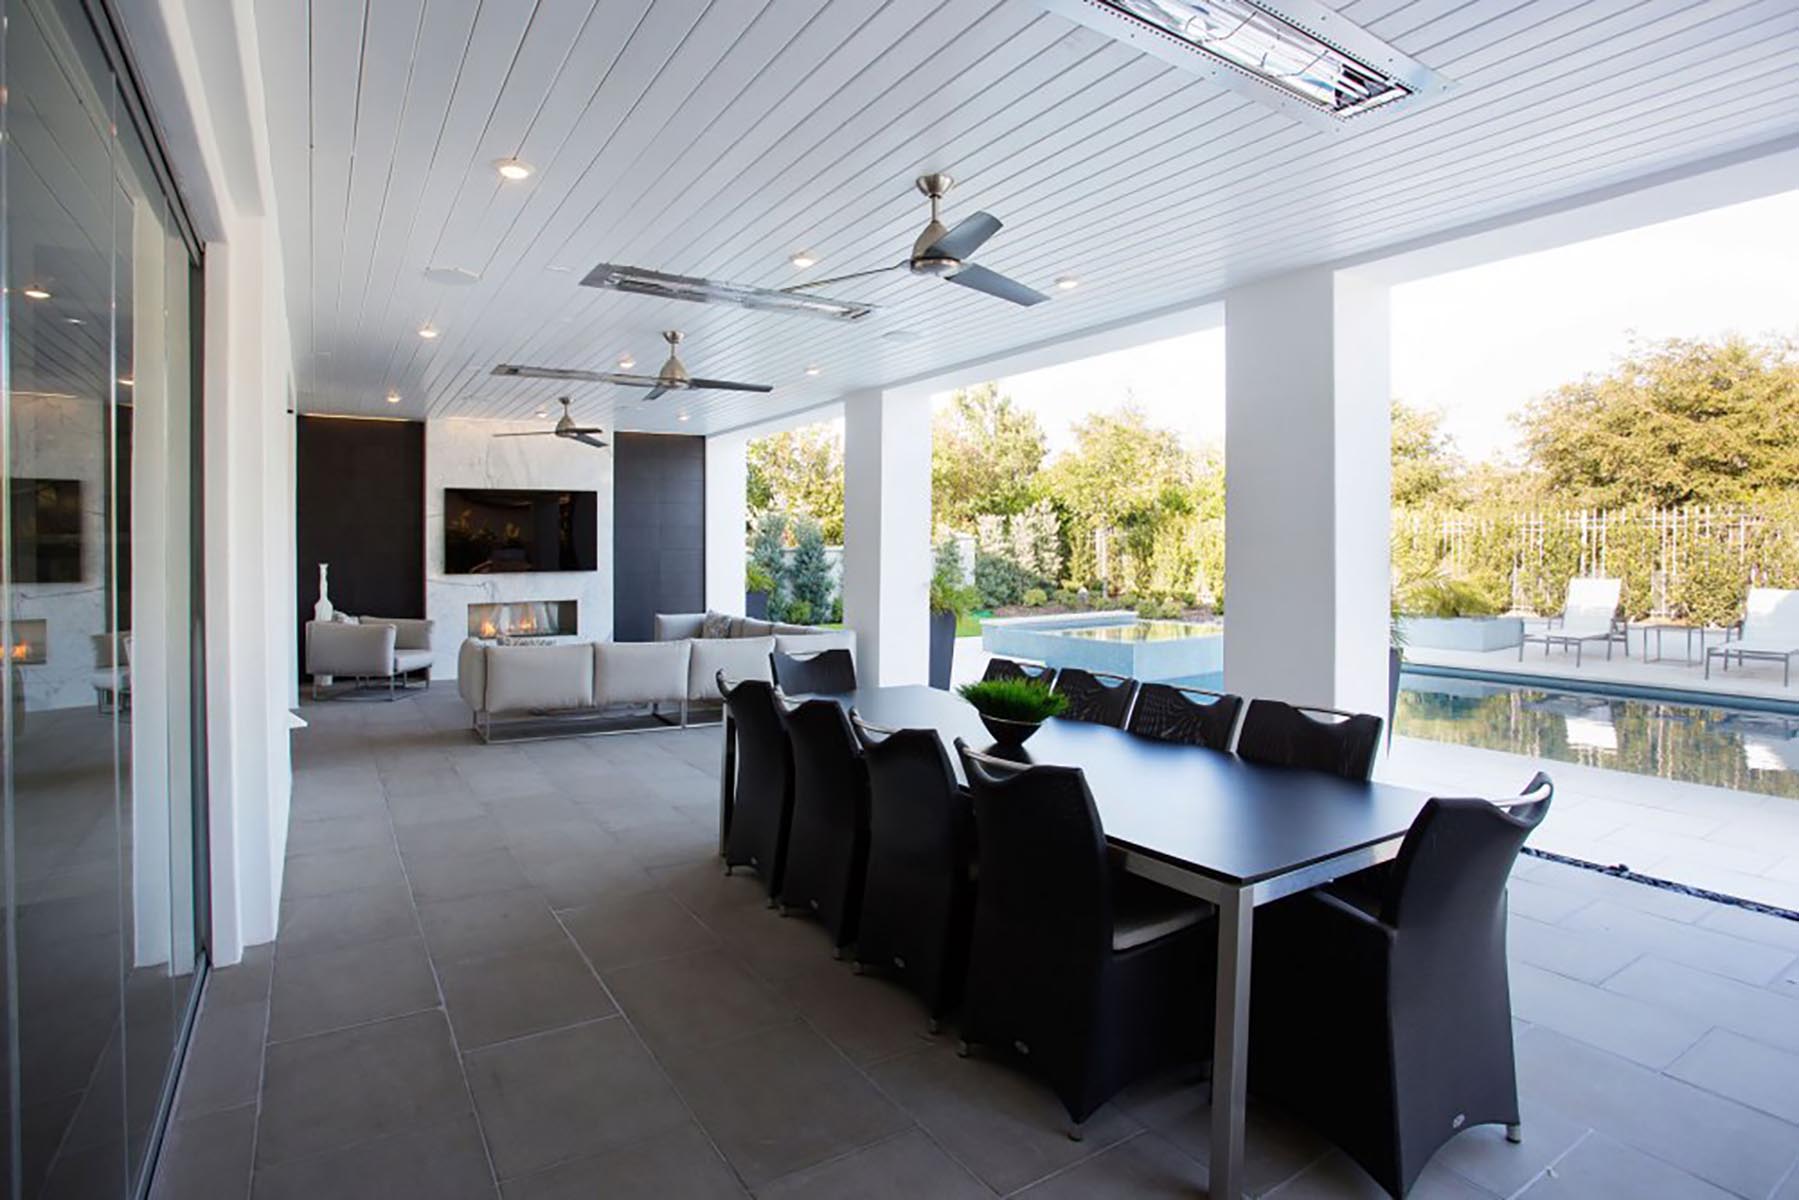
{"left": 152, "top": 685, "right": 1799, "bottom": 1199}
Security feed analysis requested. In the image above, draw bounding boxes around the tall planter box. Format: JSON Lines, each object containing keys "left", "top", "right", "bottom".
{"left": 928, "top": 611, "right": 957, "bottom": 690}
{"left": 745, "top": 590, "right": 769, "bottom": 620}
{"left": 1396, "top": 616, "right": 1523, "bottom": 652}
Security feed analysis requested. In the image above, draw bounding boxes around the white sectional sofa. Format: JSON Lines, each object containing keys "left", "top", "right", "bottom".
{"left": 456, "top": 610, "right": 854, "bottom": 738}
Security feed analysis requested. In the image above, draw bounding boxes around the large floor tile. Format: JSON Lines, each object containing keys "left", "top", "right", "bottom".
{"left": 1118, "top": 1074, "right": 1329, "bottom": 1197}
{"left": 770, "top": 961, "right": 939, "bottom": 1066}
{"left": 1508, "top": 962, "right": 1708, "bottom": 1068}
{"left": 755, "top": 1128, "right": 990, "bottom": 1200}
{"left": 150, "top": 1103, "right": 255, "bottom": 1200}
{"left": 436, "top": 939, "right": 616, "bottom": 1050}
{"left": 251, "top": 1113, "right": 496, "bottom": 1200}
{"left": 518, "top": 854, "right": 660, "bottom": 911}
{"left": 703, "top": 903, "right": 841, "bottom": 984}
{"left": 559, "top": 889, "right": 719, "bottom": 970}
{"left": 1268, "top": 1149, "right": 1498, "bottom": 1199}
{"left": 1506, "top": 914, "right": 1641, "bottom": 983}
{"left": 1011, "top": 1131, "right": 1211, "bottom": 1199}
{"left": 1515, "top": 1027, "right": 1798, "bottom": 1199}
{"left": 603, "top": 948, "right": 792, "bottom": 1053}
{"left": 268, "top": 934, "right": 441, "bottom": 1042}
{"left": 1667, "top": 1028, "right": 1799, "bottom": 1124}
{"left": 405, "top": 847, "right": 534, "bottom": 905}
{"left": 865, "top": 1043, "right": 1137, "bottom": 1196}
{"left": 278, "top": 884, "right": 420, "bottom": 956}
{"left": 281, "top": 843, "right": 407, "bottom": 900}
{"left": 286, "top": 814, "right": 395, "bottom": 857}
{"left": 416, "top": 887, "right": 569, "bottom": 965}
{"left": 498, "top": 1123, "right": 744, "bottom": 1200}
{"left": 1561, "top": 900, "right": 1795, "bottom": 985}
{"left": 661, "top": 1021, "right": 910, "bottom": 1189}
{"left": 175, "top": 998, "right": 268, "bottom": 1117}
{"left": 1605, "top": 954, "right": 1799, "bottom": 1053}
{"left": 256, "top": 1010, "right": 470, "bottom": 1167}
{"left": 1514, "top": 1130, "right": 1736, "bottom": 1199}
{"left": 396, "top": 814, "right": 510, "bottom": 866}
{"left": 463, "top": 1018, "right": 689, "bottom": 1180}
{"left": 1427, "top": 1104, "right": 1588, "bottom": 1199}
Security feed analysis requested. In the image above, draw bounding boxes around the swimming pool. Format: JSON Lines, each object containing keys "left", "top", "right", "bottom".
{"left": 982, "top": 613, "right": 1223, "bottom": 680}
{"left": 1396, "top": 671, "right": 1799, "bottom": 800}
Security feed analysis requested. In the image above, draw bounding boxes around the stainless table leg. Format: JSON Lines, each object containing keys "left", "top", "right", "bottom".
{"left": 718, "top": 713, "right": 736, "bottom": 856}
{"left": 1209, "top": 887, "right": 1252, "bottom": 1199}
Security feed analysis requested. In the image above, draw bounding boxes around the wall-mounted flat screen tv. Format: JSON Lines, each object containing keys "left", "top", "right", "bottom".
{"left": 10, "top": 478, "right": 83, "bottom": 583}
{"left": 444, "top": 488, "right": 598, "bottom": 574}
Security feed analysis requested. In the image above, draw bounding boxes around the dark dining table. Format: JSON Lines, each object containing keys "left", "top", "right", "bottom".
{"left": 718, "top": 684, "right": 1440, "bottom": 1200}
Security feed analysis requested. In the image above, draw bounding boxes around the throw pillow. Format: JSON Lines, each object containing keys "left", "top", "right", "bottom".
{"left": 701, "top": 610, "right": 732, "bottom": 639}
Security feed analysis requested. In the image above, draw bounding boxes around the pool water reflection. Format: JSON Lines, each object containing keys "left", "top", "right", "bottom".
{"left": 1395, "top": 671, "right": 1799, "bottom": 800}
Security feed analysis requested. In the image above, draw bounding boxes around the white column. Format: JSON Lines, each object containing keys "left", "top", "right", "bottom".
{"left": 842, "top": 389, "right": 932, "bottom": 686}
{"left": 1223, "top": 266, "right": 1391, "bottom": 719}
{"left": 705, "top": 431, "right": 749, "bottom": 613}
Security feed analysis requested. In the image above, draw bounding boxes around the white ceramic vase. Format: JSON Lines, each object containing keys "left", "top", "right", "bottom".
{"left": 314, "top": 562, "right": 334, "bottom": 622}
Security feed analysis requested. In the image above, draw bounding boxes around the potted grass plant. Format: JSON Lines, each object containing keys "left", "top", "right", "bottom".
{"left": 957, "top": 677, "right": 1068, "bottom": 747}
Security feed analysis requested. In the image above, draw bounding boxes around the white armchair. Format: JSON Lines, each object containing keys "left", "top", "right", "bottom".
{"left": 306, "top": 617, "right": 436, "bottom": 699}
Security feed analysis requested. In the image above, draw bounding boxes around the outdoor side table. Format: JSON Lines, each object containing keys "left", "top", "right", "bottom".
{"left": 1631, "top": 622, "right": 1735, "bottom": 664}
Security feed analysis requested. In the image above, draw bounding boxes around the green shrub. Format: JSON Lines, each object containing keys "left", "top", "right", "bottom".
{"left": 788, "top": 517, "right": 833, "bottom": 617}
{"left": 745, "top": 561, "right": 776, "bottom": 595}
{"left": 1021, "top": 587, "right": 1049, "bottom": 607}
{"left": 1401, "top": 576, "right": 1504, "bottom": 618}
{"left": 1051, "top": 588, "right": 1077, "bottom": 608}
{"left": 782, "top": 599, "right": 813, "bottom": 625}
{"left": 931, "top": 539, "right": 980, "bottom": 617}
{"left": 957, "top": 678, "right": 1068, "bottom": 722}
{"left": 975, "top": 552, "right": 1035, "bottom": 608}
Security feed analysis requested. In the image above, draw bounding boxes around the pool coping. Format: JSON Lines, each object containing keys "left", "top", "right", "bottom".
{"left": 1403, "top": 661, "right": 1799, "bottom": 717}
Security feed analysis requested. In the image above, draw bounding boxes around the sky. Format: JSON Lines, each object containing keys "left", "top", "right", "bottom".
{"left": 940, "top": 186, "right": 1799, "bottom": 467}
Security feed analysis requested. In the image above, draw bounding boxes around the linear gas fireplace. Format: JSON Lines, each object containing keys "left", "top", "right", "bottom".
{"left": 468, "top": 600, "right": 577, "bottom": 640}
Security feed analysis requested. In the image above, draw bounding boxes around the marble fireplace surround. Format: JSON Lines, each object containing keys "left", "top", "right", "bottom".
{"left": 425, "top": 418, "right": 613, "bottom": 681}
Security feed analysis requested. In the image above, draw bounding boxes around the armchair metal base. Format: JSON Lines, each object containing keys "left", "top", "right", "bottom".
{"left": 1704, "top": 645, "right": 1796, "bottom": 686}
{"left": 471, "top": 700, "right": 725, "bottom": 743}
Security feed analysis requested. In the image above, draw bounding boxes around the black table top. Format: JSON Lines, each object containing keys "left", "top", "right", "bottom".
{"left": 831, "top": 685, "right": 1441, "bottom": 889}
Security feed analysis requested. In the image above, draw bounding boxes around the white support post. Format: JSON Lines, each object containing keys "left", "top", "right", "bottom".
{"left": 1223, "top": 266, "right": 1392, "bottom": 719}
{"left": 842, "top": 389, "right": 932, "bottom": 686}
{"left": 705, "top": 431, "right": 749, "bottom": 614}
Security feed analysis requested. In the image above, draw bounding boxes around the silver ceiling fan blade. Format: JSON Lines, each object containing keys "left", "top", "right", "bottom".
{"left": 945, "top": 262, "right": 1050, "bottom": 306}
{"left": 643, "top": 384, "right": 669, "bottom": 403}
{"left": 492, "top": 364, "right": 606, "bottom": 382}
{"left": 688, "top": 378, "right": 773, "bottom": 393}
{"left": 782, "top": 262, "right": 906, "bottom": 293}
{"left": 926, "top": 211, "right": 1002, "bottom": 261}
{"left": 562, "top": 426, "right": 607, "bottom": 435}
{"left": 570, "top": 432, "right": 608, "bottom": 449}
{"left": 492, "top": 430, "right": 564, "bottom": 437}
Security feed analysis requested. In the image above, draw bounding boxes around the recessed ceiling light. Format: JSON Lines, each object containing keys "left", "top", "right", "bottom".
{"left": 117, "top": 376, "right": 134, "bottom": 387}
{"left": 1055, "top": 276, "right": 1080, "bottom": 290}
{"left": 882, "top": 329, "right": 922, "bottom": 344}
{"left": 418, "top": 325, "right": 440, "bottom": 339}
{"left": 495, "top": 158, "right": 533, "bottom": 181}
{"left": 22, "top": 286, "right": 51, "bottom": 300}
{"left": 546, "top": 265, "right": 573, "bottom": 273}
{"left": 385, "top": 391, "right": 400, "bottom": 404}
{"left": 424, "top": 265, "right": 480, "bottom": 286}
{"left": 677, "top": 412, "right": 691, "bottom": 423}
{"left": 618, "top": 355, "right": 635, "bottom": 370}
{"left": 65, "top": 316, "right": 85, "bottom": 325}
{"left": 804, "top": 365, "right": 822, "bottom": 377}
{"left": 534, "top": 409, "right": 547, "bottom": 418}
{"left": 790, "top": 251, "right": 817, "bottom": 269}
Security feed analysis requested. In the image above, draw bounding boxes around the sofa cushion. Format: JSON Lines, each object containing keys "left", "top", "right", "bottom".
{"left": 457, "top": 640, "right": 488, "bottom": 711}
{"left": 774, "top": 630, "right": 856, "bottom": 661}
{"left": 483, "top": 643, "right": 595, "bottom": 713}
{"left": 654, "top": 612, "right": 706, "bottom": 641}
{"left": 701, "top": 610, "right": 734, "bottom": 639}
{"left": 394, "top": 648, "right": 434, "bottom": 674}
{"left": 772, "top": 622, "right": 818, "bottom": 635}
{"left": 688, "top": 636, "right": 775, "bottom": 702}
{"left": 733, "top": 617, "right": 776, "bottom": 638}
{"left": 365, "top": 616, "right": 434, "bottom": 651}
{"left": 307, "top": 621, "right": 395, "bottom": 676}
{"left": 594, "top": 640, "right": 691, "bottom": 707}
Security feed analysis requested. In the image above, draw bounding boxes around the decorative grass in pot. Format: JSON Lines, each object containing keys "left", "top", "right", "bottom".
{"left": 957, "top": 677, "right": 1068, "bottom": 747}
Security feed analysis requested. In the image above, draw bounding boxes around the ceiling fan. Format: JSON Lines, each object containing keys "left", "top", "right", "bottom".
{"left": 493, "top": 331, "right": 773, "bottom": 402}
{"left": 492, "top": 398, "right": 607, "bottom": 449}
{"left": 784, "top": 174, "right": 1050, "bottom": 307}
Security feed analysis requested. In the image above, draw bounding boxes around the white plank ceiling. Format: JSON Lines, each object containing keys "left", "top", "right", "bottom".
{"left": 256, "top": 0, "right": 1799, "bottom": 434}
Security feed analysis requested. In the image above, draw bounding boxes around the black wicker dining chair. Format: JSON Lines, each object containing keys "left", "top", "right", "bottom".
{"left": 851, "top": 716, "right": 976, "bottom": 1030}
{"left": 1236, "top": 698, "right": 1383, "bottom": 780}
{"left": 1125, "top": 683, "right": 1244, "bottom": 751}
{"left": 1250, "top": 773, "right": 1554, "bottom": 1199}
{"left": 1051, "top": 667, "right": 1137, "bottom": 728}
{"left": 718, "top": 672, "right": 794, "bottom": 900}
{"left": 770, "top": 647, "right": 857, "bottom": 694}
{"left": 775, "top": 696, "right": 871, "bottom": 956}
{"left": 981, "top": 657, "right": 1056, "bottom": 685}
{"left": 953, "top": 740, "right": 1215, "bottom": 1134}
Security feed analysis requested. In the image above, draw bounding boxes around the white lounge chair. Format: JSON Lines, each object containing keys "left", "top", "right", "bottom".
{"left": 1518, "top": 577, "right": 1624, "bottom": 667}
{"left": 1705, "top": 588, "right": 1799, "bottom": 686}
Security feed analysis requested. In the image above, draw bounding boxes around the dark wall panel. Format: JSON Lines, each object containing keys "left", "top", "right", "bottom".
{"left": 613, "top": 433, "right": 706, "bottom": 642}
{"left": 296, "top": 417, "right": 425, "bottom": 667}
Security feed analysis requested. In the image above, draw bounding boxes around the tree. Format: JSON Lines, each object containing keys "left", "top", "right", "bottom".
{"left": 786, "top": 515, "right": 834, "bottom": 620}
{"left": 931, "top": 384, "right": 1048, "bottom": 528}
{"left": 747, "top": 423, "right": 844, "bottom": 541}
{"left": 1518, "top": 335, "right": 1799, "bottom": 508}
{"left": 1391, "top": 399, "right": 1465, "bottom": 507}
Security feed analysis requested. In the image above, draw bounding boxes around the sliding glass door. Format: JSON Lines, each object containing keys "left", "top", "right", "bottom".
{"left": 2, "top": 0, "right": 208, "bottom": 1195}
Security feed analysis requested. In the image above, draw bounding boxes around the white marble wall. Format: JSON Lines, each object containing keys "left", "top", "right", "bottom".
{"left": 425, "top": 418, "right": 613, "bottom": 680}
{"left": 9, "top": 392, "right": 109, "bottom": 712}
